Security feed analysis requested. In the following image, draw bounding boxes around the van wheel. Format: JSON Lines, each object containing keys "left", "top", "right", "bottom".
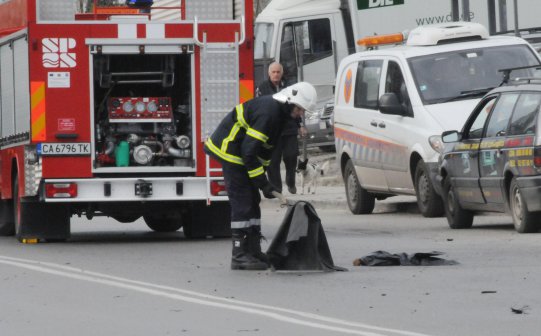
{"left": 414, "top": 160, "right": 444, "bottom": 217}
{"left": 443, "top": 177, "right": 473, "bottom": 229}
{"left": 510, "top": 177, "right": 540, "bottom": 233}
{"left": 344, "top": 160, "right": 374, "bottom": 214}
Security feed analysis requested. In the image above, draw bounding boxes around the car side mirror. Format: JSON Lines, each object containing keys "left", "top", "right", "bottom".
{"left": 379, "top": 93, "right": 406, "bottom": 116}
{"left": 442, "top": 130, "right": 460, "bottom": 143}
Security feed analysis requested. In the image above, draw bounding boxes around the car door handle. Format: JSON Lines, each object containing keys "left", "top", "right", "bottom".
{"left": 370, "top": 121, "right": 378, "bottom": 127}
{"left": 378, "top": 122, "right": 386, "bottom": 128}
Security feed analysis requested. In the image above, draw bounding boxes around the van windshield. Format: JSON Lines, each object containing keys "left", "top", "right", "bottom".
{"left": 254, "top": 23, "right": 274, "bottom": 59}
{"left": 409, "top": 44, "right": 541, "bottom": 105}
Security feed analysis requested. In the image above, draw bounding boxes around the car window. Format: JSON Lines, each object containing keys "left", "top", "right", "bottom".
{"left": 354, "top": 60, "right": 383, "bottom": 110}
{"left": 385, "top": 61, "right": 412, "bottom": 115}
{"left": 303, "top": 19, "right": 333, "bottom": 64}
{"left": 466, "top": 97, "right": 497, "bottom": 139}
{"left": 280, "top": 24, "right": 298, "bottom": 85}
{"left": 508, "top": 93, "right": 541, "bottom": 136}
{"left": 485, "top": 93, "right": 520, "bottom": 138}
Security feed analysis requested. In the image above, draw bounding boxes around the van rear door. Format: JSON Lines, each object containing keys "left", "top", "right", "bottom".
{"left": 334, "top": 59, "right": 388, "bottom": 191}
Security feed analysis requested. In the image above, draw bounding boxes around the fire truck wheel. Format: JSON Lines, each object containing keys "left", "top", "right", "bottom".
{"left": 13, "top": 174, "right": 22, "bottom": 241}
{"left": 112, "top": 215, "right": 141, "bottom": 223}
{"left": 0, "top": 199, "right": 15, "bottom": 236}
{"left": 143, "top": 214, "right": 183, "bottom": 232}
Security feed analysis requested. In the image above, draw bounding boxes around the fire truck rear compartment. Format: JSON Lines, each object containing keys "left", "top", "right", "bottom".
{"left": 92, "top": 52, "right": 194, "bottom": 171}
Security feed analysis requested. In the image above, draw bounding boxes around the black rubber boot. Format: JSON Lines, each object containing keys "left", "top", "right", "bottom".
{"left": 231, "top": 229, "right": 268, "bottom": 270}
{"left": 247, "top": 226, "right": 270, "bottom": 266}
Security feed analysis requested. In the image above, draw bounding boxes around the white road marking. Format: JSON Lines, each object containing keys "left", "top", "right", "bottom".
{"left": 0, "top": 255, "right": 431, "bottom": 336}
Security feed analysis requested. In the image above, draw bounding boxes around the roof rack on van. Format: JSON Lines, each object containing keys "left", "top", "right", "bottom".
{"left": 499, "top": 65, "right": 541, "bottom": 86}
{"left": 509, "top": 77, "right": 541, "bottom": 84}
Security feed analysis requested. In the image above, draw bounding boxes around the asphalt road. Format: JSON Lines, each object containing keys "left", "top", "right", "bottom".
{"left": 1, "top": 202, "right": 540, "bottom": 336}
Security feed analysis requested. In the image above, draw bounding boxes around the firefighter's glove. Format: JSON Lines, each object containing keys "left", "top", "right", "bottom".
{"left": 261, "top": 183, "right": 276, "bottom": 199}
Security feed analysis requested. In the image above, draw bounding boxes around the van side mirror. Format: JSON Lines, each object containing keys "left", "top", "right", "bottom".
{"left": 442, "top": 130, "right": 460, "bottom": 143}
{"left": 379, "top": 93, "right": 406, "bottom": 116}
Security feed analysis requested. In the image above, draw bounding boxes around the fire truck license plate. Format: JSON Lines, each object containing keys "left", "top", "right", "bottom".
{"left": 40, "top": 143, "right": 91, "bottom": 156}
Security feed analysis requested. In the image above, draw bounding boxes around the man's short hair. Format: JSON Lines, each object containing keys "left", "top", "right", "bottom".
{"left": 268, "top": 62, "right": 283, "bottom": 74}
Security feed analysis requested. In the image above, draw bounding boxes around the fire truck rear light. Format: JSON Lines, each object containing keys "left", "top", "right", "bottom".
{"left": 45, "top": 183, "right": 78, "bottom": 198}
{"left": 210, "top": 181, "right": 227, "bottom": 196}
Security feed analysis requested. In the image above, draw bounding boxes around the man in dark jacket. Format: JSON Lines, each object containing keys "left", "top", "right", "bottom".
{"left": 255, "top": 62, "right": 286, "bottom": 97}
{"left": 204, "top": 82, "right": 317, "bottom": 270}
{"left": 256, "top": 62, "right": 306, "bottom": 194}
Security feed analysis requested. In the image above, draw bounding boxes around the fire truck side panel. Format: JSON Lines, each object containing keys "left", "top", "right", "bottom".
{"left": 0, "top": 0, "right": 27, "bottom": 37}
{"left": 0, "top": 0, "right": 254, "bottom": 242}
{"left": 0, "top": 30, "right": 30, "bottom": 201}
{"left": 28, "top": 25, "right": 93, "bottom": 178}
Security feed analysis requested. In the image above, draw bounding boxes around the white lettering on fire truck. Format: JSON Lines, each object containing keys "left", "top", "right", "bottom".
{"left": 42, "top": 38, "right": 77, "bottom": 68}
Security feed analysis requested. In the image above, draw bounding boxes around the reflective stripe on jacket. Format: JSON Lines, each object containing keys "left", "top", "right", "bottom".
{"left": 204, "top": 95, "right": 290, "bottom": 185}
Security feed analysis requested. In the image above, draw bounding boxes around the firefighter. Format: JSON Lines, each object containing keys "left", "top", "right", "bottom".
{"left": 204, "top": 82, "right": 317, "bottom": 270}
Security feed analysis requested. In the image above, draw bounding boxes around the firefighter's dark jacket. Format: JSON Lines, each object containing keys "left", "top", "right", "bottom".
{"left": 204, "top": 95, "right": 292, "bottom": 188}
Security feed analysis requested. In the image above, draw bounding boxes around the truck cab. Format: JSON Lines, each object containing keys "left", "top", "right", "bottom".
{"left": 334, "top": 22, "right": 541, "bottom": 217}
{"left": 254, "top": 0, "right": 353, "bottom": 148}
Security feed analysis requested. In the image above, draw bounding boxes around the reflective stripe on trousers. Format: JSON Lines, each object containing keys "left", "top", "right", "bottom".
{"left": 221, "top": 163, "right": 262, "bottom": 229}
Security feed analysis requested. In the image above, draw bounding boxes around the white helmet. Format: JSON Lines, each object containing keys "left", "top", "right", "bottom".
{"left": 273, "top": 82, "right": 317, "bottom": 112}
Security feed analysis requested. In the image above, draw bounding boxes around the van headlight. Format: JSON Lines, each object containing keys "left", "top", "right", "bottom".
{"left": 429, "top": 135, "right": 444, "bottom": 153}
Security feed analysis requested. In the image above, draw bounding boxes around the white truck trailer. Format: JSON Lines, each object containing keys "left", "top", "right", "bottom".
{"left": 254, "top": 0, "right": 541, "bottom": 148}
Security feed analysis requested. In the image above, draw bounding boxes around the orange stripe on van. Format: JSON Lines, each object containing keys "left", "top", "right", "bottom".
{"left": 30, "top": 82, "right": 46, "bottom": 141}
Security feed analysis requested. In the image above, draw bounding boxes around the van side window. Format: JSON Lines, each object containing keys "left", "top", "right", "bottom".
{"left": 354, "top": 60, "right": 382, "bottom": 110}
{"left": 485, "top": 93, "right": 520, "bottom": 138}
{"left": 508, "top": 93, "right": 541, "bottom": 136}
{"left": 385, "top": 61, "right": 412, "bottom": 116}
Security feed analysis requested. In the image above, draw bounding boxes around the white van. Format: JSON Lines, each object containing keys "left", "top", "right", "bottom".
{"left": 334, "top": 22, "right": 541, "bottom": 217}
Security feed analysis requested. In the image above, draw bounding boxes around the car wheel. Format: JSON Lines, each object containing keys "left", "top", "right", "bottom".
{"left": 344, "top": 160, "right": 375, "bottom": 214}
{"left": 414, "top": 160, "right": 444, "bottom": 217}
{"left": 509, "top": 177, "right": 539, "bottom": 233}
{"left": 443, "top": 177, "right": 473, "bottom": 229}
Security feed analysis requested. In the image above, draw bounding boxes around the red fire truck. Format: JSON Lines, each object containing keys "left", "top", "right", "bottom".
{"left": 0, "top": 0, "right": 254, "bottom": 242}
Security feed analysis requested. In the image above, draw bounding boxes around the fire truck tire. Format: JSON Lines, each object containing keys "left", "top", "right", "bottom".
{"left": 112, "top": 215, "right": 141, "bottom": 223}
{"left": 13, "top": 175, "right": 22, "bottom": 240}
{"left": 13, "top": 174, "right": 70, "bottom": 242}
{"left": 182, "top": 202, "right": 231, "bottom": 239}
{"left": 0, "top": 199, "right": 15, "bottom": 236}
{"left": 143, "top": 214, "right": 182, "bottom": 232}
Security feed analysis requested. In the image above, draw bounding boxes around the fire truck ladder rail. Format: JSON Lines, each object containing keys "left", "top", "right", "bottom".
{"left": 205, "top": 153, "right": 225, "bottom": 205}
{"left": 193, "top": 15, "right": 245, "bottom": 47}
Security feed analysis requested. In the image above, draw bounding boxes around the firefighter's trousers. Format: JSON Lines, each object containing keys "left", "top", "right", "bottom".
{"left": 221, "top": 163, "right": 262, "bottom": 229}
